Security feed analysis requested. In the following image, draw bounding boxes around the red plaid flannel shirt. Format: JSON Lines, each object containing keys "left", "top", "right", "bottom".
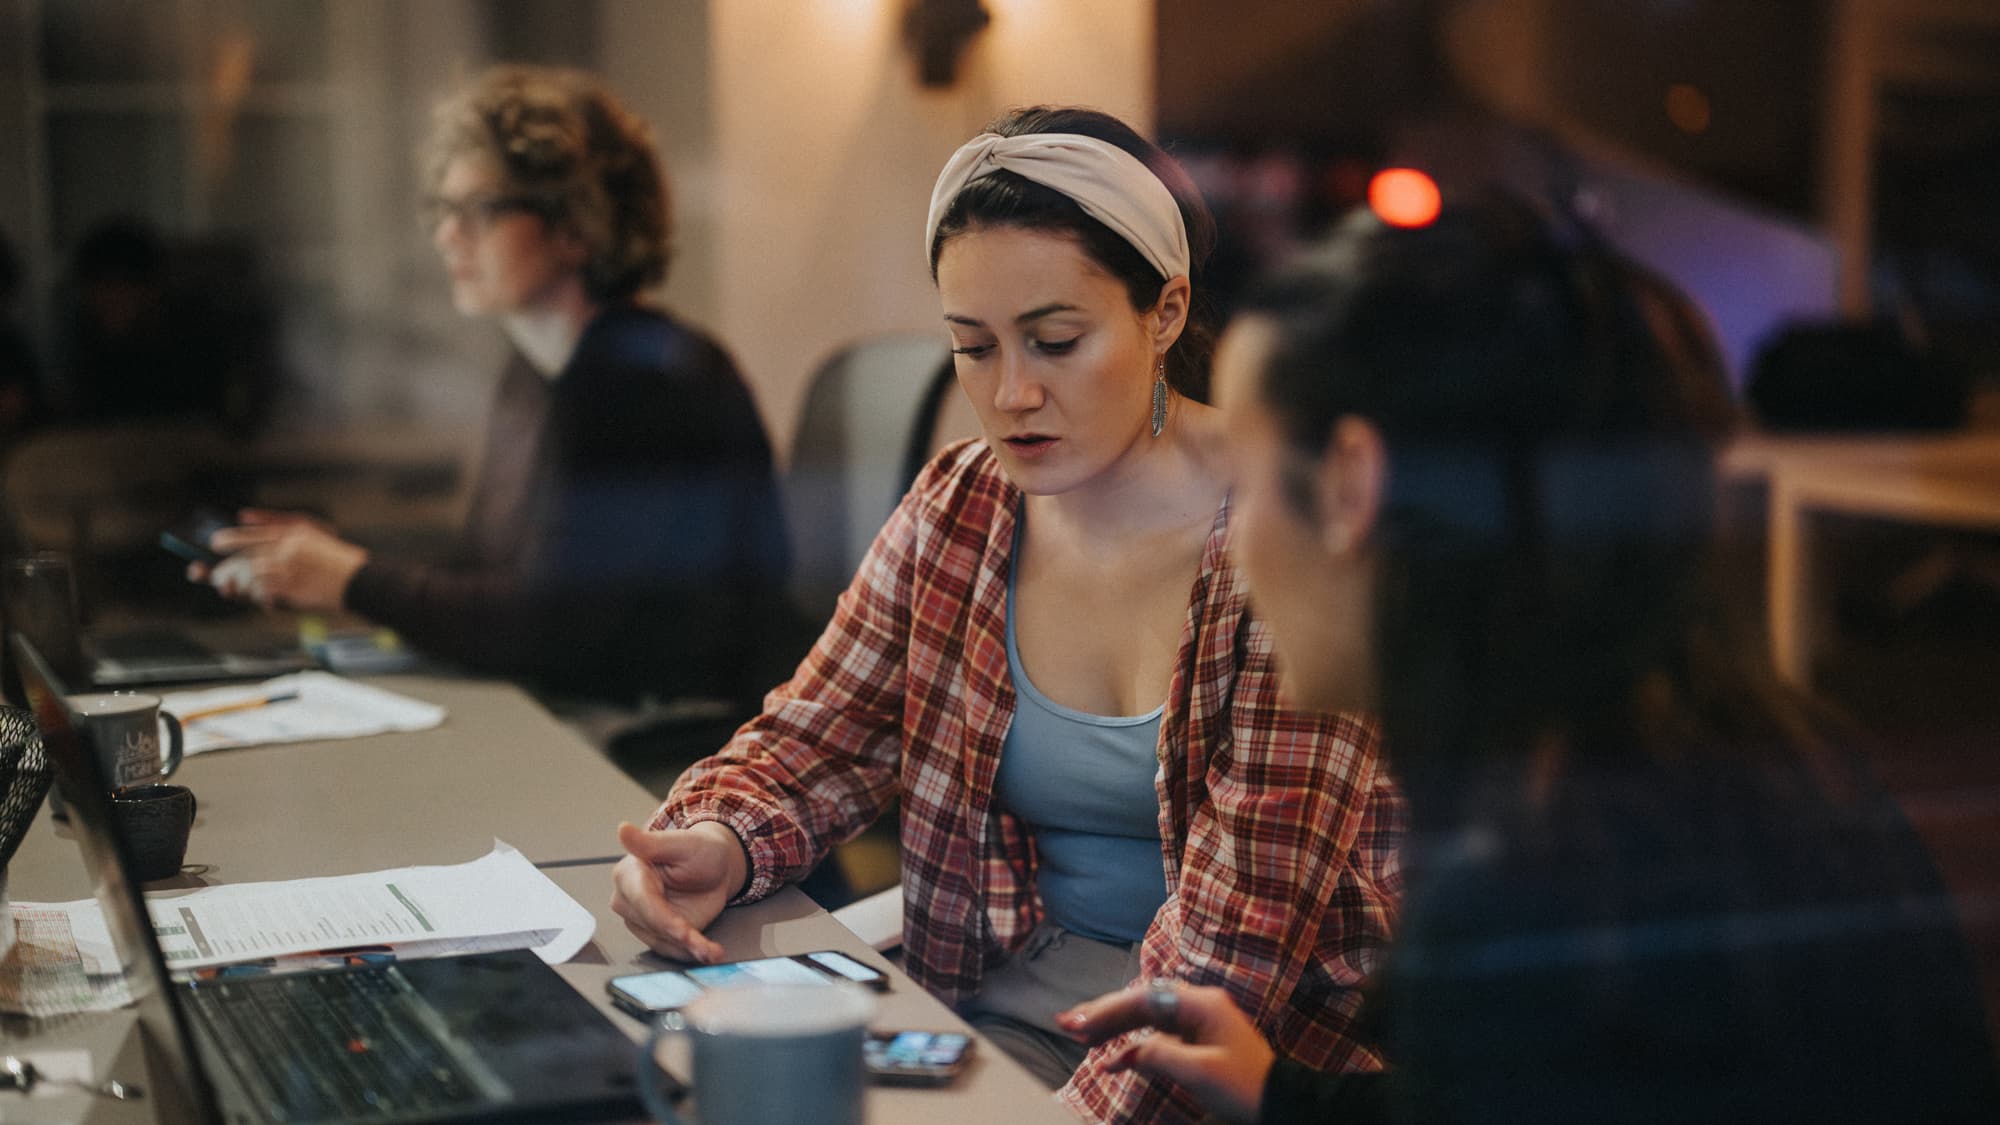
{"left": 656, "top": 441, "right": 1404, "bottom": 1123}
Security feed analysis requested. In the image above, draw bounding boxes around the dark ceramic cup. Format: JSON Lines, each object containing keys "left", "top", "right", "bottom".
{"left": 109, "top": 783, "right": 197, "bottom": 881}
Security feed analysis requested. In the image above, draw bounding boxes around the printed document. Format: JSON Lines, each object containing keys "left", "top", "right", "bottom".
{"left": 163, "top": 670, "right": 446, "bottom": 754}
{"left": 3, "top": 841, "right": 592, "bottom": 1017}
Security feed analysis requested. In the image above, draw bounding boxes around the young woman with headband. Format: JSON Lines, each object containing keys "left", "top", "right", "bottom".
{"left": 610, "top": 106, "right": 1402, "bottom": 1122}
{"left": 1060, "top": 196, "right": 1997, "bottom": 1123}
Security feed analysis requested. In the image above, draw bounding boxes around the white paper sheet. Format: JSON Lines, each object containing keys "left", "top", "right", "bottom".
{"left": 0, "top": 904, "right": 133, "bottom": 1016}
{"left": 3, "top": 841, "right": 595, "bottom": 1016}
{"left": 161, "top": 671, "right": 446, "bottom": 754}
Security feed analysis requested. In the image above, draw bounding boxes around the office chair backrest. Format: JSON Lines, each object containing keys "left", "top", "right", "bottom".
{"left": 784, "top": 335, "right": 956, "bottom": 626}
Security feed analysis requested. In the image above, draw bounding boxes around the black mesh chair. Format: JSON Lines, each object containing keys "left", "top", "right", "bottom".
{"left": 1, "top": 705, "right": 51, "bottom": 938}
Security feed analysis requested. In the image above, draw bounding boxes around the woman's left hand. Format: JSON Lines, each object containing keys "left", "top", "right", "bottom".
{"left": 203, "top": 512, "right": 369, "bottom": 612}
{"left": 1057, "top": 981, "right": 1276, "bottom": 1125}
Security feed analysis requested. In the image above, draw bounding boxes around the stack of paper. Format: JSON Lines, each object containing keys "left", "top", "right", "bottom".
{"left": 163, "top": 671, "right": 446, "bottom": 755}
{"left": 2, "top": 841, "right": 593, "bottom": 1017}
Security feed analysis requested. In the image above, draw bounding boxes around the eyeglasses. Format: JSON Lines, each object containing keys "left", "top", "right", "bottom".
{"left": 419, "top": 192, "right": 546, "bottom": 234}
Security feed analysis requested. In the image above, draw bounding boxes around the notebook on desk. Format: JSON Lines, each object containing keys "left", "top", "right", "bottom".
{"left": 14, "top": 634, "right": 646, "bottom": 1124}
{"left": 90, "top": 625, "right": 315, "bottom": 688}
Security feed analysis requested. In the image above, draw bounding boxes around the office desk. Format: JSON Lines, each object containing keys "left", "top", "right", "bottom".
{"left": 3, "top": 679, "right": 1077, "bottom": 1123}
{"left": 4, "top": 876, "right": 1076, "bottom": 1124}
{"left": 9, "top": 675, "right": 658, "bottom": 895}
{"left": 1720, "top": 431, "right": 2000, "bottom": 688}
{"left": 542, "top": 865, "right": 1075, "bottom": 1125}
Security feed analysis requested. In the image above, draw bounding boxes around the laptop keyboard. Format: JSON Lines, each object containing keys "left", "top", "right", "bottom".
{"left": 183, "top": 967, "right": 495, "bottom": 1121}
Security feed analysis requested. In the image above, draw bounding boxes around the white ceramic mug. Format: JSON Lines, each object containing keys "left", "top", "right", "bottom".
{"left": 642, "top": 981, "right": 875, "bottom": 1125}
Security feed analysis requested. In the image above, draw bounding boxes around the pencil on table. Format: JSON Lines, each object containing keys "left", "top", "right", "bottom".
{"left": 178, "top": 690, "right": 301, "bottom": 724}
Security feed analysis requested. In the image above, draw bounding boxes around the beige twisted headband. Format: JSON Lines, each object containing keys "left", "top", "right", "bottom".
{"left": 924, "top": 132, "right": 1190, "bottom": 282}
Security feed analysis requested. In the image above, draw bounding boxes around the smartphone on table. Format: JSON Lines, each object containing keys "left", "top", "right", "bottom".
{"left": 864, "top": 1030, "right": 974, "bottom": 1086}
{"left": 606, "top": 949, "right": 889, "bottom": 1020}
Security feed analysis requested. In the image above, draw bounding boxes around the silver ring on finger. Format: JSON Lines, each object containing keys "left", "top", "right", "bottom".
{"left": 1146, "top": 978, "right": 1180, "bottom": 1029}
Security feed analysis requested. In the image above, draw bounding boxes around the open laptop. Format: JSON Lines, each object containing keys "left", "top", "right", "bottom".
{"left": 90, "top": 625, "right": 315, "bottom": 688}
{"left": 14, "top": 634, "right": 645, "bottom": 1123}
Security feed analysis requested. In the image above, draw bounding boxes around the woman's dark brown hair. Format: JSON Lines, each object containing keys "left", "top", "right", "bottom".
{"left": 927, "top": 106, "right": 1219, "bottom": 401}
{"left": 1237, "top": 195, "right": 1835, "bottom": 814}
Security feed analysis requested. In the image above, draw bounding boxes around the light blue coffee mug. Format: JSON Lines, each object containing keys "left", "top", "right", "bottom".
{"left": 641, "top": 980, "right": 874, "bottom": 1125}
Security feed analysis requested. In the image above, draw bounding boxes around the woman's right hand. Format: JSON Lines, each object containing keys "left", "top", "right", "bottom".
{"left": 190, "top": 509, "right": 365, "bottom": 611}
{"left": 608, "top": 821, "right": 748, "bottom": 964}
{"left": 1057, "top": 981, "right": 1276, "bottom": 1125}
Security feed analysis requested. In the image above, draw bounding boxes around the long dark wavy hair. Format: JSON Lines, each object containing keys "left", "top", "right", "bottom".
{"left": 927, "top": 106, "right": 1219, "bottom": 402}
{"left": 1237, "top": 195, "right": 1838, "bottom": 821}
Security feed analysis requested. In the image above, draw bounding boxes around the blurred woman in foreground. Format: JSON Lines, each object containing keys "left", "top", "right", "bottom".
{"left": 1062, "top": 196, "right": 1997, "bottom": 1122}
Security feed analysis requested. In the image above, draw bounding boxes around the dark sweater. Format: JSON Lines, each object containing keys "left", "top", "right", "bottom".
{"left": 1260, "top": 757, "right": 1998, "bottom": 1124}
{"left": 345, "top": 305, "right": 791, "bottom": 705}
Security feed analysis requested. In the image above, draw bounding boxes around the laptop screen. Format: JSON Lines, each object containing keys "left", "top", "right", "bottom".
{"left": 13, "top": 632, "right": 222, "bottom": 1121}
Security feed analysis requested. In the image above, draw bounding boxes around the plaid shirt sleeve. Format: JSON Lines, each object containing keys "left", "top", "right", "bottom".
{"left": 1060, "top": 530, "right": 1406, "bottom": 1123}
{"left": 647, "top": 456, "right": 925, "bottom": 901}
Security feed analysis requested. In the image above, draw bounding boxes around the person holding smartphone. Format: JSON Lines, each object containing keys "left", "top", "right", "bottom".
{"left": 610, "top": 107, "right": 1402, "bottom": 1124}
{"left": 194, "top": 66, "right": 791, "bottom": 709}
{"left": 1057, "top": 197, "right": 1998, "bottom": 1122}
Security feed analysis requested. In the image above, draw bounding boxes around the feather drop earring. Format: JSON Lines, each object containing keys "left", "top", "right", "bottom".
{"left": 1150, "top": 357, "right": 1168, "bottom": 437}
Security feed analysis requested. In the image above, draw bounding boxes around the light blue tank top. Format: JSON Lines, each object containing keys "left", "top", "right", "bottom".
{"left": 995, "top": 524, "right": 1169, "bottom": 945}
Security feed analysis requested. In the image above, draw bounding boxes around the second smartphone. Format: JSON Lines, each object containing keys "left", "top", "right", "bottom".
{"left": 606, "top": 950, "right": 888, "bottom": 1019}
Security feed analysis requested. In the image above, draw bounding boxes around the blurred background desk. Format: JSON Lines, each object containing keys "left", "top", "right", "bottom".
{"left": 9, "top": 675, "right": 653, "bottom": 886}
{"left": 1721, "top": 431, "right": 2000, "bottom": 688}
{"left": 3, "top": 420, "right": 473, "bottom": 620}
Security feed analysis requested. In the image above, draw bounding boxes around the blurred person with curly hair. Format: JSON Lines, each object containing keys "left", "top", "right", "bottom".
{"left": 197, "top": 65, "right": 791, "bottom": 708}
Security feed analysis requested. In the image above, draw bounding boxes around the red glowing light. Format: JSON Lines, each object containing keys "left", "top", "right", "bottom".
{"left": 1367, "top": 168, "right": 1441, "bottom": 228}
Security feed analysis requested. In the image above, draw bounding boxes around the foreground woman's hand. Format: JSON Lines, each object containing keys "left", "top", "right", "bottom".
{"left": 1057, "top": 981, "right": 1276, "bottom": 1125}
{"left": 608, "top": 821, "right": 749, "bottom": 964}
